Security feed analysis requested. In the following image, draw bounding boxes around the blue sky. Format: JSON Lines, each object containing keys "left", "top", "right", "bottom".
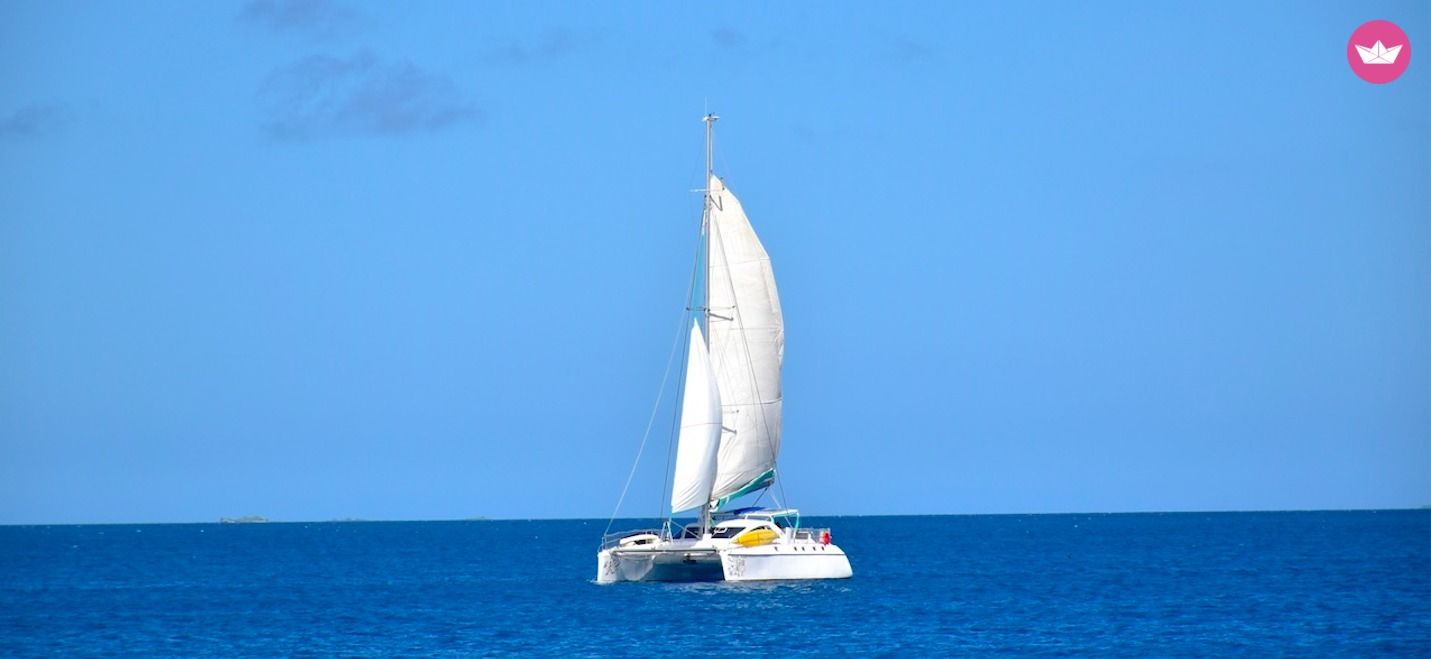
{"left": 1, "top": 1, "right": 1427, "bottom": 524}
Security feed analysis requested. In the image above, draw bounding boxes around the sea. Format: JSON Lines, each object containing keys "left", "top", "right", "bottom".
{"left": 1, "top": 511, "right": 1427, "bottom": 655}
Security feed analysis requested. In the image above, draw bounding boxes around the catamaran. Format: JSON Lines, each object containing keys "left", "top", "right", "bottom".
{"left": 596, "top": 116, "right": 852, "bottom": 583}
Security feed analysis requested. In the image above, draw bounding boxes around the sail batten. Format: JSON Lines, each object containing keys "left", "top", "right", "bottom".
{"left": 705, "top": 175, "right": 784, "bottom": 506}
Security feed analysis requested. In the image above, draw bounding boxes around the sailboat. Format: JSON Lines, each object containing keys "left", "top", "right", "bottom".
{"left": 595, "top": 116, "right": 853, "bottom": 583}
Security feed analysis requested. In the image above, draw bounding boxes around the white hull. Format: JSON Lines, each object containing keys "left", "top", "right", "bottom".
{"left": 597, "top": 546, "right": 723, "bottom": 584}
{"left": 596, "top": 515, "right": 852, "bottom": 583}
{"left": 720, "top": 542, "right": 852, "bottom": 581}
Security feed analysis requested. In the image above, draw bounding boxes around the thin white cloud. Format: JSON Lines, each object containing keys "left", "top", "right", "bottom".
{"left": 480, "top": 29, "right": 598, "bottom": 66}
{"left": 259, "top": 51, "right": 481, "bottom": 141}
{"left": 0, "top": 103, "right": 67, "bottom": 140}
{"left": 711, "top": 27, "right": 747, "bottom": 49}
{"left": 239, "top": 0, "right": 359, "bottom": 39}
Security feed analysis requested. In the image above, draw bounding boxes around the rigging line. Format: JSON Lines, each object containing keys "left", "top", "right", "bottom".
{"left": 658, "top": 346, "right": 689, "bottom": 524}
{"left": 601, "top": 232, "right": 703, "bottom": 544}
{"left": 600, "top": 304, "right": 682, "bottom": 544}
{"left": 708, "top": 199, "right": 790, "bottom": 510}
{"left": 658, "top": 228, "right": 704, "bottom": 525}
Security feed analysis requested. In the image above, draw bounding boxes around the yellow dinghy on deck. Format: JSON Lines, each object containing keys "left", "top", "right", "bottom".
{"left": 733, "top": 528, "right": 778, "bottom": 547}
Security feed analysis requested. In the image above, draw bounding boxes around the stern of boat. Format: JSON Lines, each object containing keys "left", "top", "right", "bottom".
{"left": 718, "top": 526, "right": 853, "bottom": 581}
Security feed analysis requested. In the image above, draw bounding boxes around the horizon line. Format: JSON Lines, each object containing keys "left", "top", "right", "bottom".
{"left": 3, "top": 505, "right": 1428, "bottom": 527}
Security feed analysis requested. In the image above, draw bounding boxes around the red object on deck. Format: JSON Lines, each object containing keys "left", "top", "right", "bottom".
{"left": 820, "top": 530, "right": 831, "bottom": 545}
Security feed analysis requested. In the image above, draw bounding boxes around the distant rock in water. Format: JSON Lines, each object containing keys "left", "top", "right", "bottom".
{"left": 220, "top": 516, "right": 269, "bottom": 524}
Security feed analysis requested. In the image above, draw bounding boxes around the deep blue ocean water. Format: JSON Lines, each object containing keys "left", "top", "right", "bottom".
{"left": 1, "top": 511, "right": 1427, "bottom": 655}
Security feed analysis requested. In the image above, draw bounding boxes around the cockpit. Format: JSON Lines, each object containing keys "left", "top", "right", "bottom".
{"left": 709, "top": 525, "right": 747, "bottom": 539}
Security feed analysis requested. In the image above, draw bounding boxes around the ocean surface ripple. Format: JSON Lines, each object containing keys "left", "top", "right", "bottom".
{"left": 1, "top": 511, "right": 1427, "bottom": 655}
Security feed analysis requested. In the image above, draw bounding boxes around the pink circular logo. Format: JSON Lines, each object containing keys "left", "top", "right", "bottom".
{"left": 1347, "top": 20, "right": 1411, "bottom": 84}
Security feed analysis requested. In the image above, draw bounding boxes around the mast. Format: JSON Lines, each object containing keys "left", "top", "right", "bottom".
{"left": 699, "top": 112, "right": 718, "bottom": 535}
{"left": 702, "top": 113, "right": 717, "bottom": 349}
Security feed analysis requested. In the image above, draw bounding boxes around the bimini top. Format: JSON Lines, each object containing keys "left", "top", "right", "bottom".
{"left": 717, "top": 506, "right": 770, "bottom": 517}
{"left": 716, "top": 507, "right": 800, "bottom": 521}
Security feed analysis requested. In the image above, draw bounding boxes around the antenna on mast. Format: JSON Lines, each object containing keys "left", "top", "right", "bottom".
{"left": 703, "top": 113, "right": 719, "bottom": 192}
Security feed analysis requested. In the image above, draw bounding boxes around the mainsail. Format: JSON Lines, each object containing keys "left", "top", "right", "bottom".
{"left": 705, "top": 175, "right": 784, "bottom": 507}
{"left": 669, "top": 322, "right": 723, "bottom": 513}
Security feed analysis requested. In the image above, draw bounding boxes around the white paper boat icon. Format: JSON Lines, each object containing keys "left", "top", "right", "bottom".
{"left": 1355, "top": 40, "right": 1403, "bottom": 65}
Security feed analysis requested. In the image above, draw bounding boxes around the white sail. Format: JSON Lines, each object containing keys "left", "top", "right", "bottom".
{"left": 670, "top": 321, "right": 724, "bottom": 513}
{"left": 706, "top": 175, "right": 783, "bottom": 506}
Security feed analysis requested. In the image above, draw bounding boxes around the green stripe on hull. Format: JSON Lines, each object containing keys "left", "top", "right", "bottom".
{"left": 713, "top": 469, "right": 776, "bottom": 510}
